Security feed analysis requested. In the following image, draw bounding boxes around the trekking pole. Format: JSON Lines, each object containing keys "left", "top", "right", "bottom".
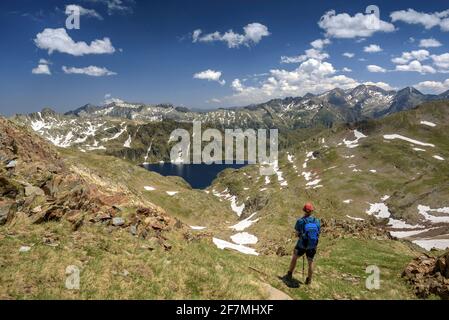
{"left": 302, "top": 255, "right": 305, "bottom": 281}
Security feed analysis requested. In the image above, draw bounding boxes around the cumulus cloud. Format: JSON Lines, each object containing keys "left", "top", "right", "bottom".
{"left": 391, "top": 50, "right": 430, "bottom": 64}
{"left": 419, "top": 38, "right": 442, "bottom": 48}
{"left": 310, "top": 38, "right": 331, "bottom": 49}
{"left": 193, "top": 69, "right": 226, "bottom": 85}
{"left": 392, "top": 50, "right": 449, "bottom": 73}
{"left": 65, "top": 4, "right": 103, "bottom": 20}
{"left": 34, "top": 28, "right": 115, "bottom": 56}
{"left": 343, "top": 52, "right": 355, "bottom": 58}
{"left": 103, "top": 93, "right": 124, "bottom": 104}
{"left": 395, "top": 60, "right": 436, "bottom": 74}
{"left": 341, "top": 67, "right": 352, "bottom": 72}
{"left": 390, "top": 8, "right": 449, "bottom": 31}
{"left": 318, "top": 10, "right": 395, "bottom": 38}
{"left": 62, "top": 65, "right": 117, "bottom": 76}
{"left": 414, "top": 79, "right": 449, "bottom": 94}
{"left": 281, "top": 48, "right": 329, "bottom": 64}
{"left": 431, "top": 53, "right": 449, "bottom": 70}
{"left": 367, "top": 65, "right": 387, "bottom": 73}
{"left": 226, "top": 58, "right": 361, "bottom": 105}
{"left": 32, "top": 64, "right": 51, "bottom": 75}
{"left": 364, "top": 44, "right": 382, "bottom": 53}
{"left": 363, "top": 81, "right": 395, "bottom": 91}
{"left": 192, "top": 23, "right": 270, "bottom": 48}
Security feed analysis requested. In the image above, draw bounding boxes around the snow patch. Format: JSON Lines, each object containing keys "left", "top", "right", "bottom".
{"left": 230, "top": 232, "right": 258, "bottom": 245}
{"left": 190, "top": 226, "right": 206, "bottom": 230}
{"left": 417, "top": 205, "right": 449, "bottom": 223}
{"left": 383, "top": 134, "right": 435, "bottom": 147}
{"left": 343, "top": 130, "right": 367, "bottom": 148}
{"left": 212, "top": 238, "right": 259, "bottom": 256}
{"left": 420, "top": 121, "right": 436, "bottom": 127}
{"left": 346, "top": 215, "right": 364, "bottom": 221}
{"left": 229, "top": 213, "right": 259, "bottom": 231}
{"left": 412, "top": 239, "right": 449, "bottom": 251}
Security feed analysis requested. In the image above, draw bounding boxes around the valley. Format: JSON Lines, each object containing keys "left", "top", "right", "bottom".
{"left": 1, "top": 88, "right": 449, "bottom": 300}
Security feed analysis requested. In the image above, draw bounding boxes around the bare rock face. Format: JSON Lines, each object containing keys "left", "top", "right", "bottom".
{"left": 402, "top": 252, "right": 449, "bottom": 299}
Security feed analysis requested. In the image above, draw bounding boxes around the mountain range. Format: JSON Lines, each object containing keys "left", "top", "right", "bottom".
{"left": 9, "top": 85, "right": 449, "bottom": 165}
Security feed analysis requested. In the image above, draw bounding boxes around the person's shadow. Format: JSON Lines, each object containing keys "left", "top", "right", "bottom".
{"left": 278, "top": 275, "right": 301, "bottom": 288}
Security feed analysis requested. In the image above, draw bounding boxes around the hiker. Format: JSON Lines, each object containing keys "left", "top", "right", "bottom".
{"left": 284, "top": 202, "right": 321, "bottom": 285}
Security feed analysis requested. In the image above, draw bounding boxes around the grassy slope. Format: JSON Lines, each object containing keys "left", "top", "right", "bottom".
{"left": 0, "top": 219, "right": 418, "bottom": 299}
{"left": 3, "top": 102, "right": 449, "bottom": 299}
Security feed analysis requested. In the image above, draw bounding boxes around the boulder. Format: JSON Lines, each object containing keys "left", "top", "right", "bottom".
{"left": 112, "top": 217, "right": 125, "bottom": 227}
{"left": 25, "top": 186, "right": 45, "bottom": 197}
{"left": 6, "top": 160, "right": 17, "bottom": 169}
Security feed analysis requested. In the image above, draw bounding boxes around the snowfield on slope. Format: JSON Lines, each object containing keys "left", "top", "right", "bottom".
{"left": 212, "top": 238, "right": 259, "bottom": 256}
{"left": 343, "top": 130, "right": 367, "bottom": 148}
{"left": 229, "top": 213, "right": 260, "bottom": 231}
{"left": 383, "top": 134, "right": 435, "bottom": 147}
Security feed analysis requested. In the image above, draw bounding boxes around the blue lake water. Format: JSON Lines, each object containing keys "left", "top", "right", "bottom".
{"left": 143, "top": 163, "right": 247, "bottom": 189}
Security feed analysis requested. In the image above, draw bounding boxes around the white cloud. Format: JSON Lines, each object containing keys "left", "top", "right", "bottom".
{"left": 367, "top": 65, "right": 387, "bottom": 73}
{"left": 343, "top": 52, "right": 355, "bottom": 58}
{"left": 364, "top": 44, "right": 382, "bottom": 53}
{"left": 226, "top": 58, "right": 361, "bottom": 105}
{"left": 103, "top": 94, "right": 124, "bottom": 104}
{"left": 310, "top": 38, "right": 331, "bottom": 49}
{"left": 62, "top": 65, "right": 117, "bottom": 76}
{"left": 395, "top": 60, "right": 436, "bottom": 74}
{"left": 192, "top": 23, "right": 270, "bottom": 48}
{"left": 414, "top": 79, "right": 449, "bottom": 94}
{"left": 363, "top": 81, "right": 395, "bottom": 91}
{"left": 318, "top": 10, "right": 395, "bottom": 38}
{"left": 431, "top": 53, "right": 449, "bottom": 70}
{"left": 281, "top": 48, "right": 329, "bottom": 64}
{"left": 34, "top": 28, "right": 115, "bottom": 56}
{"left": 391, "top": 50, "right": 430, "bottom": 64}
{"left": 207, "top": 98, "right": 222, "bottom": 104}
{"left": 341, "top": 67, "right": 352, "bottom": 72}
{"left": 32, "top": 64, "right": 51, "bottom": 75}
{"left": 65, "top": 4, "right": 103, "bottom": 20}
{"left": 193, "top": 69, "right": 225, "bottom": 85}
{"left": 85, "top": 0, "right": 134, "bottom": 15}
{"left": 419, "top": 38, "right": 442, "bottom": 48}
{"left": 390, "top": 9, "right": 449, "bottom": 31}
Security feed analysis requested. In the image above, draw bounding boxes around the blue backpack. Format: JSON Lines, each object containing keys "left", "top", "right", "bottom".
{"left": 302, "top": 219, "right": 320, "bottom": 249}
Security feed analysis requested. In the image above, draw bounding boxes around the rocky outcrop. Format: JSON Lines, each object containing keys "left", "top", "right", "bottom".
{"left": 321, "top": 218, "right": 391, "bottom": 240}
{"left": 402, "top": 252, "right": 449, "bottom": 299}
{"left": 0, "top": 118, "right": 163, "bottom": 230}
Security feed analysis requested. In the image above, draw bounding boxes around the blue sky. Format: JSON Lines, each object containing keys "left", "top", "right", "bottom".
{"left": 1, "top": 0, "right": 449, "bottom": 115}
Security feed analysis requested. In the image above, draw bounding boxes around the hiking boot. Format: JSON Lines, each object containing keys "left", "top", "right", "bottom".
{"left": 282, "top": 273, "right": 293, "bottom": 282}
{"left": 305, "top": 277, "right": 312, "bottom": 285}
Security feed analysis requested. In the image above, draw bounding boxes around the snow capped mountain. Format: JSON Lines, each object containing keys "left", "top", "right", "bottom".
{"left": 12, "top": 85, "right": 449, "bottom": 156}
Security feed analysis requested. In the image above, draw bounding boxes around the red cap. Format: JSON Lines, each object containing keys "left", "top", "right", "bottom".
{"left": 303, "top": 202, "right": 315, "bottom": 213}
